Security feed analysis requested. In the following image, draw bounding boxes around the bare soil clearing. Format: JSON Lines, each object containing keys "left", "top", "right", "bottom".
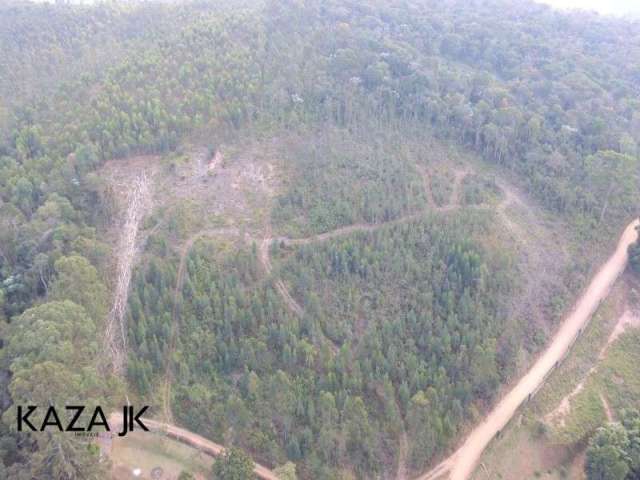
{"left": 100, "top": 142, "right": 277, "bottom": 243}
{"left": 397, "top": 431, "right": 409, "bottom": 480}
{"left": 468, "top": 421, "right": 579, "bottom": 480}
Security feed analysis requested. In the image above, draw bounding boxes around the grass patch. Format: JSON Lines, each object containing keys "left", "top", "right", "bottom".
{"left": 470, "top": 418, "right": 578, "bottom": 480}
{"left": 111, "top": 430, "right": 212, "bottom": 479}
{"left": 597, "top": 329, "right": 640, "bottom": 412}
{"left": 549, "top": 386, "right": 605, "bottom": 445}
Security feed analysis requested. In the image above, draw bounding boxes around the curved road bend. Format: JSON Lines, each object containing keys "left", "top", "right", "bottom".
{"left": 109, "top": 412, "right": 280, "bottom": 480}
{"left": 417, "top": 218, "right": 639, "bottom": 480}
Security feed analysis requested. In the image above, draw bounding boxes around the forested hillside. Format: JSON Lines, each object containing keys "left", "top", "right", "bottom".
{"left": 0, "top": 1, "right": 638, "bottom": 479}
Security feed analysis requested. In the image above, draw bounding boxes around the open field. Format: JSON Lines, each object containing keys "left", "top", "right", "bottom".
{"left": 111, "top": 430, "right": 212, "bottom": 480}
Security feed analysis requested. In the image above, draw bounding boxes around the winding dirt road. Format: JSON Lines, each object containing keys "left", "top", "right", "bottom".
{"left": 417, "top": 218, "right": 640, "bottom": 480}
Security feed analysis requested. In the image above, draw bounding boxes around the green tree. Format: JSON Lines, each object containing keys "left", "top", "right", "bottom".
{"left": 3, "top": 301, "right": 106, "bottom": 480}
{"left": 586, "top": 423, "right": 631, "bottom": 480}
{"left": 50, "top": 255, "right": 108, "bottom": 322}
{"left": 212, "top": 448, "right": 254, "bottom": 480}
{"left": 585, "top": 151, "right": 637, "bottom": 223}
{"left": 273, "top": 462, "right": 297, "bottom": 480}
{"left": 622, "top": 410, "right": 640, "bottom": 477}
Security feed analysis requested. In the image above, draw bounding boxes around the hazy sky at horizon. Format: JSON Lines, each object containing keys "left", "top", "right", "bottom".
{"left": 23, "top": 0, "right": 640, "bottom": 16}
{"left": 536, "top": 0, "right": 640, "bottom": 15}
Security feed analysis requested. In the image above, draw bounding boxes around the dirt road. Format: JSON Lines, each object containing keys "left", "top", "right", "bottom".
{"left": 417, "top": 218, "right": 639, "bottom": 480}
{"left": 109, "top": 412, "right": 280, "bottom": 480}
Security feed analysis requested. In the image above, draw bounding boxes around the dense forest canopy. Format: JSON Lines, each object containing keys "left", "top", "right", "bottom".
{"left": 0, "top": 0, "right": 638, "bottom": 479}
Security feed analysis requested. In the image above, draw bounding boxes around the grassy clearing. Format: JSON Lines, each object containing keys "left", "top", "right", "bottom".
{"left": 549, "top": 386, "right": 606, "bottom": 445}
{"left": 470, "top": 418, "right": 582, "bottom": 480}
{"left": 596, "top": 328, "right": 640, "bottom": 413}
{"left": 111, "top": 430, "right": 212, "bottom": 479}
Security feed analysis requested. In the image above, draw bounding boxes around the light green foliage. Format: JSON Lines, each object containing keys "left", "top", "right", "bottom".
{"left": 274, "top": 461, "right": 297, "bottom": 480}
{"left": 212, "top": 447, "right": 254, "bottom": 480}
{"left": 6, "top": 300, "right": 98, "bottom": 373}
{"left": 585, "top": 412, "right": 640, "bottom": 480}
{"left": 461, "top": 174, "right": 502, "bottom": 206}
{"left": 598, "top": 331, "right": 640, "bottom": 413}
{"left": 50, "top": 255, "right": 108, "bottom": 322}
{"left": 585, "top": 151, "right": 638, "bottom": 224}
{"left": 2, "top": 300, "right": 107, "bottom": 480}
{"left": 551, "top": 387, "right": 606, "bottom": 445}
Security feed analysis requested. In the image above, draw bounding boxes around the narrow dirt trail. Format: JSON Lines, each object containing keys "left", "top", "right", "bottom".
{"left": 494, "top": 182, "right": 529, "bottom": 245}
{"left": 104, "top": 175, "right": 151, "bottom": 374}
{"left": 272, "top": 213, "right": 425, "bottom": 249}
{"left": 449, "top": 168, "right": 470, "bottom": 208}
{"left": 397, "top": 430, "right": 410, "bottom": 480}
{"left": 600, "top": 393, "right": 614, "bottom": 422}
{"left": 416, "top": 218, "right": 640, "bottom": 480}
{"left": 265, "top": 164, "right": 474, "bottom": 254}
{"left": 274, "top": 278, "right": 304, "bottom": 316}
{"left": 162, "top": 228, "right": 239, "bottom": 424}
{"left": 260, "top": 232, "right": 338, "bottom": 354}
{"left": 108, "top": 412, "right": 280, "bottom": 480}
{"left": 260, "top": 232, "right": 305, "bottom": 314}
